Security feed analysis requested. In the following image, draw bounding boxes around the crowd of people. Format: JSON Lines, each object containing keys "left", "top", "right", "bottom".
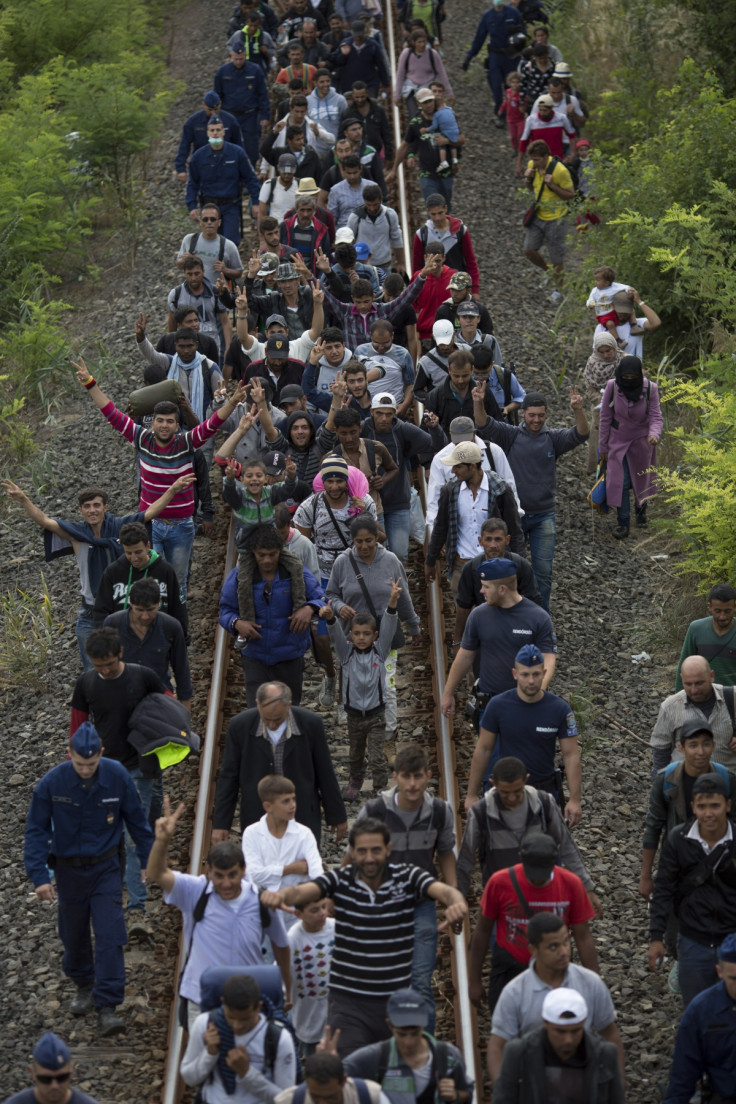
{"left": 4, "top": 2, "right": 735, "bottom": 1104}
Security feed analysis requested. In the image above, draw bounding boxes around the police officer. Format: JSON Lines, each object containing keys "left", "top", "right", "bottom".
{"left": 186, "top": 116, "right": 262, "bottom": 246}
{"left": 2, "top": 1031, "right": 101, "bottom": 1104}
{"left": 23, "top": 724, "right": 153, "bottom": 1038}
{"left": 662, "top": 933, "right": 736, "bottom": 1104}
{"left": 462, "top": 0, "right": 525, "bottom": 122}
{"left": 174, "top": 90, "right": 245, "bottom": 182}
{"left": 213, "top": 42, "right": 271, "bottom": 168}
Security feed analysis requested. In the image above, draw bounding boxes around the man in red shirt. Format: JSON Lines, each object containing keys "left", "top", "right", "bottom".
{"left": 468, "top": 832, "right": 599, "bottom": 1012}
{"left": 413, "top": 241, "right": 456, "bottom": 345}
{"left": 517, "top": 94, "right": 575, "bottom": 172}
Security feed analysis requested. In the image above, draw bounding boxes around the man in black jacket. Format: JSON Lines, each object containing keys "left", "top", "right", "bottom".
{"left": 493, "top": 989, "right": 624, "bottom": 1104}
{"left": 211, "top": 682, "right": 347, "bottom": 846}
{"left": 648, "top": 772, "right": 736, "bottom": 1007}
{"left": 93, "top": 522, "right": 185, "bottom": 632}
{"left": 424, "top": 348, "right": 501, "bottom": 435}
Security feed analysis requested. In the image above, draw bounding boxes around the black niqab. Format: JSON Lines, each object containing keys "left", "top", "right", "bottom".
{"left": 615, "top": 355, "right": 644, "bottom": 402}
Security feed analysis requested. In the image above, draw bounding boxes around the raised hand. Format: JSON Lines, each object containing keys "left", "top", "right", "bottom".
{"left": 134, "top": 313, "right": 149, "bottom": 341}
{"left": 389, "top": 576, "right": 402, "bottom": 603}
{"left": 155, "top": 795, "right": 185, "bottom": 841}
{"left": 569, "top": 384, "right": 583, "bottom": 410}
{"left": 314, "top": 247, "right": 331, "bottom": 274}
{"left": 72, "top": 357, "right": 92, "bottom": 384}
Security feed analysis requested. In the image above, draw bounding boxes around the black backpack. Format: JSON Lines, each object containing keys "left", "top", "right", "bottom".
{"left": 184, "top": 231, "right": 226, "bottom": 264}
{"left": 471, "top": 790, "right": 553, "bottom": 875}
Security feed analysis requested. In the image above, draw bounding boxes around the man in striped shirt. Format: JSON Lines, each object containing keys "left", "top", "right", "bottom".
{"left": 74, "top": 358, "right": 247, "bottom": 621}
{"left": 261, "top": 817, "right": 467, "bottom": 1056}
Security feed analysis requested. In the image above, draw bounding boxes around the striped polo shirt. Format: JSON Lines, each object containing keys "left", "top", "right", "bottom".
{"left": 314, "top": 862, "right": 434, "bottom": 997}
{"left": 102, "top": 401, "right": 226, "bottom": 519}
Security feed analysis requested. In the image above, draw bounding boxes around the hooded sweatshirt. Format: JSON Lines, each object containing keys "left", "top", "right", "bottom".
{"left": 307, "top": 86, "right": 348, "bottom": 151}
{"left": 92, "top": 550, "right": 185, "bottom": 630}
{"left": 302, "top": 349, "right": 353, "bottom": 413}
{"left": 271, "top": 410, "right": 338, "bottom": 484}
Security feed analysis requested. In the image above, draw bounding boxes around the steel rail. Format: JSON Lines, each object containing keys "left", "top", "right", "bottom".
{"left": 161, "top": 523, "right": 238, "bottom": 1104}
{"left": 383, "top": 5, "right": 480, "bottom": 1088}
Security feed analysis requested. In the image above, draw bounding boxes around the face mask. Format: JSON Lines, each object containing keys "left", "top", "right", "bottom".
{"left": 209, "top": 136, "right": 224, "bottom": 148}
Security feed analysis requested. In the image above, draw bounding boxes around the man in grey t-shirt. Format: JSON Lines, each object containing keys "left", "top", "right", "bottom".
{"left": 488, "top": 912, "right": 624, "bottom": 1087}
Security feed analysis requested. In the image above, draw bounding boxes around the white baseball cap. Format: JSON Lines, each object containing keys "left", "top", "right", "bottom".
{"left": 432, "top": 320, "right": 455, "bottom": 344}
{"left": 334, "top": 227, "right": 355, "bottom": 244}
{"left": 371, "top": 392, "right": 397, "bottom": 410}
{"left": 542, "top": 988, "right": 588, "bottom": 1026}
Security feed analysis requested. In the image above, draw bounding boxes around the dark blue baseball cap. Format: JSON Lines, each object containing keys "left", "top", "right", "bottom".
{"left": 203, "top": 90, "right": 221, "bottom": 108}
{"left": 478, "top": 558, "right": 517, "bottom": 581}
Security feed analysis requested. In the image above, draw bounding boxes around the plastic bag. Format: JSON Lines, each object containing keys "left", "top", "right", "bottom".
{"left": 409, "top": 488, "right": 426, "bottom": 544}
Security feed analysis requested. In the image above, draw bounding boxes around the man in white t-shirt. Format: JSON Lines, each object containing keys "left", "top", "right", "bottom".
{"left": 146, "top": 797, "right": 291, "bottom": 1029}
{"left": 594, "top": 288, "right": 661, "bottom": 358}
{"left": 258, "top": 154, "right": 299, "bottom": 224}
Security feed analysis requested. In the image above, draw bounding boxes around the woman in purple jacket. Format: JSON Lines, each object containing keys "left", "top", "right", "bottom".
{"left": 599, "top": 355, "right": 663, "bottom": 539}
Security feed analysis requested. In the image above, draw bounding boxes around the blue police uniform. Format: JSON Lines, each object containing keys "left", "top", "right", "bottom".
{"left": 213, "top": 60, "right": 270, "bottom": 167}
{"left": 465, "top": 5, "right": 524, "bottom": 114}
{"left": 663, "top": 978, "right": 736, "bottom": 1103}
{"left": 186, "top": 140, "right": 262, "bottom": 245}
{"left": 24, "top": 758, "right": 153, "bottom": 1009}
{"left": 174, "top": 108, "right": 245, "bottom": 175}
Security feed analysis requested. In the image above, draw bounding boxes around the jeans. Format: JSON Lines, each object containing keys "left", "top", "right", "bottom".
{"left": 125, "top": 768, "right": 155, "bottom": 912}
{"left": 411, "top": 898, "right": 438, "bottom": 1033}
{"left": 677, "top": 932, "right": 719, "bottom": 1007}
{"left": 420, "top": 175, "right": 453, "bottom": 211}
{"left": 521, "top": 510, "right": 556, "bottom": 612}
{"left": 75, "top": 607, "right": 96, "bottom": 670}
{"left": 384, "top": 508, "right": 411, "bottom": 564}
{"left": 617, "top": 457, "right": 632, "bottom": 526}
{"left": 151, "top": 516, "right": 195, "bottom": 603}
{"left": 241, "top": 654, "right": 305, "bottom": 707}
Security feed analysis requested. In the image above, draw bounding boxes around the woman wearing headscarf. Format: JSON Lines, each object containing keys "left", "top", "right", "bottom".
{"left": 598, "top": 355, "right": 663, "bottom": 539}
{"left": 583, "top": 330, "right": 622, "bottom": 473}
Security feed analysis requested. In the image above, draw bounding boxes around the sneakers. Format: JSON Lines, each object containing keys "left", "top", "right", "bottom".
{"left": 128, "top": 911, "right": 152, "bottom": 939}
{"left": 436, "top": 159, "right": 450, "bottom": 172}
{"left": 342, "top": 775, "right": 364, "bottom": 800}
{"left": 549, "top": 289, "right": 564, "bottom": 306}
{"left": 97, "top": 1007, "right": 126, "bottom": 1037}
{"left": 336, "top": 703, "right": 347, "bottom": 725}
{"left": 319, "top": 675, "right": 336, "bottom": 708}
{"left": 613, "top": 525, "right": 630, "bottom": 540}
{"left": 70, "top": 984, "right": 94, "bottom": 1016}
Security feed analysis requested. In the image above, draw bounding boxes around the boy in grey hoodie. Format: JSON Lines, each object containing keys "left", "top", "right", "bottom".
{"left": 319, "top": 577, "right": 401, "bottom": 799}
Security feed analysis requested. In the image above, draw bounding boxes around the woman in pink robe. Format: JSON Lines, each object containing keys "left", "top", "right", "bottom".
{"left": 598, "top": 355, "right": 663, "bottom": 539}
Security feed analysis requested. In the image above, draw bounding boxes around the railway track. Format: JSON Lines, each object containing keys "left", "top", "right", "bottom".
{"left": 158, "top": 2, "right": 480, "bottom": 1099}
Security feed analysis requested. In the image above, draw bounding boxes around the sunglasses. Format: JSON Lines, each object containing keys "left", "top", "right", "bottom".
{"left": 200, "top": 216, "right": 219, "bottom": 223}
{"left": 36, "top": 1073, "right": 72, "bottom": 1085}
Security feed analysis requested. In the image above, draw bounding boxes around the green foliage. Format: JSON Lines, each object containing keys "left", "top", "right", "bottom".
{"left": 569, "top": 61, "right": 736, "bottom": 361}
{"left": 657, "top": 379, "right": 736, "bottom": 582}
{"left": 0, "top": 573, "right": 58, "bottom": 693}
{"left": 0, "top": 291, "right": 73, "bottom": 413}
{"left": 0, "top": 383, "right": 34, "bottom": 463}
